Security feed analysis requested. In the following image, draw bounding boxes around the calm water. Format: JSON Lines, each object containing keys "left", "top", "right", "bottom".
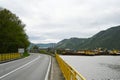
{"left": 61, "top": 55, "right": 120, "bottom": 80}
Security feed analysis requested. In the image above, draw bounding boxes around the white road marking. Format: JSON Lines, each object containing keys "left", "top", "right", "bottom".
{"left": 45, "top": 56, "right": 51, "bottom": 80}
{"left": 0, "top": 55, "right": 41, "bottom": 79}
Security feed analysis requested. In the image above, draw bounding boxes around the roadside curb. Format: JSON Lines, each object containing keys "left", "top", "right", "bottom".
{"left": 0, "top": 58, "right": 23, "bottom": 64}
{"left": 0, "top": 55, "right": 41, "bottom": 79}
{"left": 50, "top": 56, "right": 65, "bottom": 80}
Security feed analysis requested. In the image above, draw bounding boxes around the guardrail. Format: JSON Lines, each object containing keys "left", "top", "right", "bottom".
{"left": 0, "top": 53, "right": 21, "bottom": 62}
{"left": 56, "top": 54, "right": 86, "bottom": 80}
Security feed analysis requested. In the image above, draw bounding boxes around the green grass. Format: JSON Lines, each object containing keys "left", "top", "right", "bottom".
{"left": 39, "top": 50, "right": 47, "bottom": 54}
{"left": 22, "top": 52, "right": 30, "bottom": 58}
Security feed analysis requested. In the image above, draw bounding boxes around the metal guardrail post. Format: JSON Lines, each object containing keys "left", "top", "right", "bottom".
{"left": 56, "top": 54, "right": 86, "bottom": 80}
{"left": 0, "top": 54, "right": 1, "bottom": 61}
{"left": 0, "top": 53, "right": 21, "bottom": 62}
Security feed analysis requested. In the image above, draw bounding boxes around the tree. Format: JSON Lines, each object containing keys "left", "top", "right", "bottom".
{"left": 33, "top": 45, "right": 39, "bottom": 49}
{"left": 0, "top": 8, "right": 30, "bottom": 53}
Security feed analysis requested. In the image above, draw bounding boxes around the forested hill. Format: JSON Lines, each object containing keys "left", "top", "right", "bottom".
{"left": 56, "top": 38, "right": 86, "bottom": 50}
{"left": 36, "top": 43, "right": 56, "bottom": 48}
{"left": 55, "top": 25, "right": 120, "bottom": 50}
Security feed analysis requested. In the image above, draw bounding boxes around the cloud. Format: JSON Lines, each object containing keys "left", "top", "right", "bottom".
{"left": 0, "top": 0, "right": 120, "bottom": 43}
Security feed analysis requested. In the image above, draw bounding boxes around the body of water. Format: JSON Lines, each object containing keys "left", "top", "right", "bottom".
{"left": 61, "top": 55, "right": 120, "bottom": 80}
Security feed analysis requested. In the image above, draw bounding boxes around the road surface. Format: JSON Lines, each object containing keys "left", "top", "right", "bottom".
{"left": 0, "top": 53, "right": 51, "bottom": 80}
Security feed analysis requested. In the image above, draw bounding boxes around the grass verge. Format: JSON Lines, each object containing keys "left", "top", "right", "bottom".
{"left": 22, "top": 52, "right": 30, "bottom": 58}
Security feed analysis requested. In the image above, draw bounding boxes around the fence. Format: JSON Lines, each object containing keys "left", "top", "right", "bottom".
{"left": 56, "top": 54, "right": 86, "bottom": 80}
{"left": 0, "top": 53, "right": 21, "bottom": 62}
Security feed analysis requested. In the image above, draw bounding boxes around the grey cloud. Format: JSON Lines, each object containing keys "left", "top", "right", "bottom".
{"left": 0, "top": 0, "right": 120, "bottom": 43}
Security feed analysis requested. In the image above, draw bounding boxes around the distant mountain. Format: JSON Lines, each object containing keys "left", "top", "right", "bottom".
{"left": 56, "top": 38, "right": 86, "bottom": 50}
{"left": 56, "top": 25, "right": 120, "bottom": 50}
{"left": 27, "top": 43, "right": 36, "bottom": 50}
{"left": 36, "top": 43, "right": 56, "bottom": 48}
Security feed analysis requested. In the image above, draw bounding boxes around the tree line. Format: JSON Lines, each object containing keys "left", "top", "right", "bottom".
{"left": 0, "top": 8, "right": 30, "bottom": 53}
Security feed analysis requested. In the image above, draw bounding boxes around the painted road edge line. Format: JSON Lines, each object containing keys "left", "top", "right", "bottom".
{"left": 0, "top": 55, "right": 41, "bottom": 79}
{"left": 45, "top": 56, "right": 51, "bottom": 80}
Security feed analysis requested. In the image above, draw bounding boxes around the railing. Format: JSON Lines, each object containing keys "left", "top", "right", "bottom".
{"left": 56, "top": 54, "right": 86, "bottom": 80}
{"left": 0, "top": 53, "right": 21, "bottom": 62}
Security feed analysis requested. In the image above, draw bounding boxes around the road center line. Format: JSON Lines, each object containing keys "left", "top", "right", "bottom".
{"left": 0, "top": 55, "right": 41, "bottom": 79}
{"left": 45, "top": 56, "right": 51, "bottom": 80}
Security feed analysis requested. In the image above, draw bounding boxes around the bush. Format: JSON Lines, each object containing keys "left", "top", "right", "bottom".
{"left": 22, "top": 51, "right": 30, "bottom": 57}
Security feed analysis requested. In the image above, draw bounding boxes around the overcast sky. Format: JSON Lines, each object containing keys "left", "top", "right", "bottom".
{"left": 0, "top": 0, "right": 120, "bottom": 43}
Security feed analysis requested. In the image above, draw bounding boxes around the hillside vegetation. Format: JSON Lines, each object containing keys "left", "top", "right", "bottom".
{"left": 56, "top": 25, "right": 120, "bottom": 50}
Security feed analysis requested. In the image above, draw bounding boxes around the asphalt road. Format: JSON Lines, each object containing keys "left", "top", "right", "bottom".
{"left": 0, "top": 53, "right": 51, "bottom": 80}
